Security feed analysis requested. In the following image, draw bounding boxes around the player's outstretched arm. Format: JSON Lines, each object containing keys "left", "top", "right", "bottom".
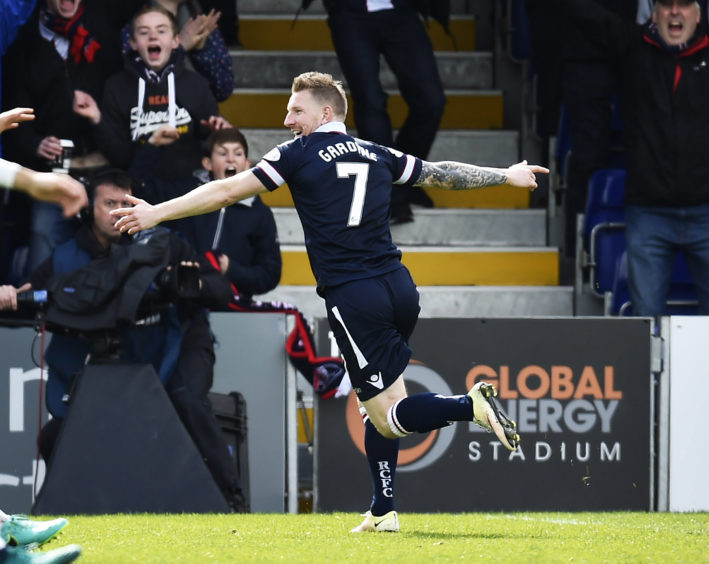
{"left": 112, "top": 169, "right": 267, "bottom": 235}
{"left": 414, "top": 160, "right": 549, "bottom": 191}
{"left": 0, "top": 159, "right": 88, "bottom": 217}
{"left": 0, "top": 107, "right": 35, "bottom": 133}
{"left": 18, "top": 170, "right": 89, "bottom": 217}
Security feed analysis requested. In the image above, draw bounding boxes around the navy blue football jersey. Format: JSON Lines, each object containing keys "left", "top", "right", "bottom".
{"left": 252, "top": 122, "right": 422, "bottom": 288}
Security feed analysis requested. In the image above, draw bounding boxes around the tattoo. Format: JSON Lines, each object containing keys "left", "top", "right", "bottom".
{"left": 414, "top": 161, "right": 508, "bottom": 191}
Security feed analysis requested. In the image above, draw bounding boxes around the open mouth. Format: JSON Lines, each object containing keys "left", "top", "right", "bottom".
{"left": 224, "top": 167, "right": 237, "bottom": 178}
{"left": 147, "top": 45, "right": 162, "bottom": 61}
{"left": 59, "top": 0, "right": 76, "bottom": 14}
{"left": 668, "top": 21, "right": 684, "bottom": 33}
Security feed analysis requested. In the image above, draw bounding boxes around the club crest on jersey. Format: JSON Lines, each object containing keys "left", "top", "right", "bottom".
{"left": 368, "top": 372, "right": 384, "bottom": 390}
{"left": 263, "top": 147, "right": 281, "bottom": 161}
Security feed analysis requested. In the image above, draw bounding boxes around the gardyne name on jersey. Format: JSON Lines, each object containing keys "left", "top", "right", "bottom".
{"left": 318, "top": 141, "right": 378, "bottom": 163}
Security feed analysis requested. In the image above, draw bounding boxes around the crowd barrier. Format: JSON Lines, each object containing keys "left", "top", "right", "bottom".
{"left": 2, "top": 315, "right": 707, "bottom": 513}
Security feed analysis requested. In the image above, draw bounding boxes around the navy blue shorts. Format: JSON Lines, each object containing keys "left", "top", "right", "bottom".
{"left": 324, "top": 266, "right": 420, "bottom": 401}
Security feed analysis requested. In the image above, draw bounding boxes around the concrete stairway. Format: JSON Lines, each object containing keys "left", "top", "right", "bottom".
{"left": 228, "top": 0, "right": 572, "bottom": 320}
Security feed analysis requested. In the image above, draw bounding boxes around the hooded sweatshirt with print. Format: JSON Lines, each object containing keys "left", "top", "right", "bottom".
{"left": 93, "top": 48, "right": 219, "bottom": 183}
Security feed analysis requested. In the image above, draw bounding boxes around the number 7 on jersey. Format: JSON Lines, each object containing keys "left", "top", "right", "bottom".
{"left": 337, "top": 162, "right": 370, "bottom": 227}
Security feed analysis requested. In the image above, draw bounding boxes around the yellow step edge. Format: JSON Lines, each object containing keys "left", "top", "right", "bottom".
{"left": 239, "top": 16, "right": 475, "bottom": 52}
{"left": 280, "top": 248, "right": 559, "bottom": 286}
{"left": 297, "top": 407, "right": 313, "bottom": 444}
{"left": 259, "top": 184, "right": 530, "bottom": 209}
{"left": 426, "top": 186, "right": 531, "bottom": 209}
{"left": 220, "top": 91, "right": 503, "bottom": 130}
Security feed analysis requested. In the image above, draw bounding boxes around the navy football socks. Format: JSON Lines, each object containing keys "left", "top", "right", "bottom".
{"left": 364, "top": 419, "right": 399, "bottom": 516}
{"left": 394, "top": 392, "right": 473, "bottom": 433}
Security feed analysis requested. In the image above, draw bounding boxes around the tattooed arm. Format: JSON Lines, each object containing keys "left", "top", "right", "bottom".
{"left": 413, "top": 160, "right": 549, "bottom": 191}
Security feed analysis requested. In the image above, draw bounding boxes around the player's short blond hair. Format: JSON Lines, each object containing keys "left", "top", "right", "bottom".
{"left": 292, "top": 72, "right": 348, "bottom": 121}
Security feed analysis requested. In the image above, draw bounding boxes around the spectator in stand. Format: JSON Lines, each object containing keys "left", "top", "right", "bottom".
{"left": 132, "top": 128, "right": 281, "bottom": 301}
{"left": 0, "top": 0, "right": 37, "bottom": 158}
{"left": 74, "top": 5, "right": 231, "bottom": 198}
{"left": 300, "top": 0, "right": 446, "bottom": 224}
{"left": 121, "top": 0, "right": 235, "bottom": 102}
{"left": 526, "top": 0, "right": 637, "bottom": 263}
{"left": 559, "top": 0, "right": 636, "bottom": 262}
{"left": 0, "top": 107, "right": 88, "bottom": 285}
{"left": 563, "top": 0, "right": 709, "bottom": 316}
{"left": 2, "top": 0, "right": 144, "bottom": 271}
{"left": 637, "top": 0, "right": 708, "bottom": 23}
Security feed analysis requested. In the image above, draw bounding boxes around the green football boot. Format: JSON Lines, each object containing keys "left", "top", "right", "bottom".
{"left": 1, "top": 516, "right": 68, "bottom": 551}
{"left": 1, "top": 543, "right": 81, "bottom": 564}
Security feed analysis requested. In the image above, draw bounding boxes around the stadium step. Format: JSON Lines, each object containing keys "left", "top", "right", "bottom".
{"left": 279, "top": 245, "right": 558, "bottom": 286}
{"left": 229, "top": 1, "right": 570, "bottom": 316}
{"left": 244, "top": 128, "right": 524, "bottom": 208}
{"left": 258, "top": 285, "right": 574, "bottom": 321}
{"left": 219, "top": 89, "right": 503, "bottom": 130}
{"left": 260, "top": 182, "right": 528, "bottom": 209}
{"left": 274, "top": 208, "right": 546, "bottom": 247}
{"left": 238, "top": 14, "right": 475, "bottom": 52}
{"left": 232, "top": 50, "right": 493, "bottom": 90}
{"left": 239, "top": 0, "right": 478, "bottom": 15}
{"left": 243, "top": 128, "right": 518, "bottom": 168}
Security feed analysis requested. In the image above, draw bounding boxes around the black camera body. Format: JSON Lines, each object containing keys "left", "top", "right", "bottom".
{"left": 11, "top": 265, "right": 200, "bottom": 362}
{"left": 143, "top": 263, "right": 201, "bottom": 309}
{"left": 16, "top": 289, "right": 49, "bottom": 307}
{"left": 15, "top": 263, "right": 200, "bottom": 323}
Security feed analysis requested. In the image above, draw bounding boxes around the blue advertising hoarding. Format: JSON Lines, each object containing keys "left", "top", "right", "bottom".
{"left": 315, "top": 317, "right": 653, "bottom": 512}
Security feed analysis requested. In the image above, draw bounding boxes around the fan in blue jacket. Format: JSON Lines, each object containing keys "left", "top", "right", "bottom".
{"left": 132, "top": 128, "right": 282, "bottom": 302}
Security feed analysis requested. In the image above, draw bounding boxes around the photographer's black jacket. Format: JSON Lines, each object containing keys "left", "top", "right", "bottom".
{"left": 28, "top": 223, "right": 231, "bottom": 324}
{"left": 26, "top": 224, "right": 231, "bottom": 418}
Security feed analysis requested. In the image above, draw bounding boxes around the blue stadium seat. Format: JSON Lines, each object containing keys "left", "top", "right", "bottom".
{"left": 582, "top": 168, "right": 627, "bottom": 297}
{"left": 609, "top": 251, "right": 699, "bottom": 316}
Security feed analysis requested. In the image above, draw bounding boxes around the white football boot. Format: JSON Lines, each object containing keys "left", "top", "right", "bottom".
{"left": 469, "top": 382, "right": 520, "bottom": 451}
{"left": 350, "top": 510, "right": 400, "bottom": 533}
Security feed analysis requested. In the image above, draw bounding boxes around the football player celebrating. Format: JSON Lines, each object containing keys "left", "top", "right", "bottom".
{"left": 112, "top": 71, "right": 548, "bottom": 533}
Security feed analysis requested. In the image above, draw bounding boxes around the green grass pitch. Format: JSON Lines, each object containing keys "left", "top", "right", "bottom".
{"left": 33, "top": 511, "right": 709, "bottom": 563}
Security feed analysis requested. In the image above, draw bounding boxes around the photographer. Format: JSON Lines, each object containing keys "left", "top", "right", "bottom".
{"left": 0, "top": 169, "right": 247, "bottom": 512}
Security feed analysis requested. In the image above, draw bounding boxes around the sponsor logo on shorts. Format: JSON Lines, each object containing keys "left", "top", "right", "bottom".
{"left": 346, "top": 363, "right": 456, "bottom": 472}
{"left": 368, "top": 372, "right": 384, "bottom": 390}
